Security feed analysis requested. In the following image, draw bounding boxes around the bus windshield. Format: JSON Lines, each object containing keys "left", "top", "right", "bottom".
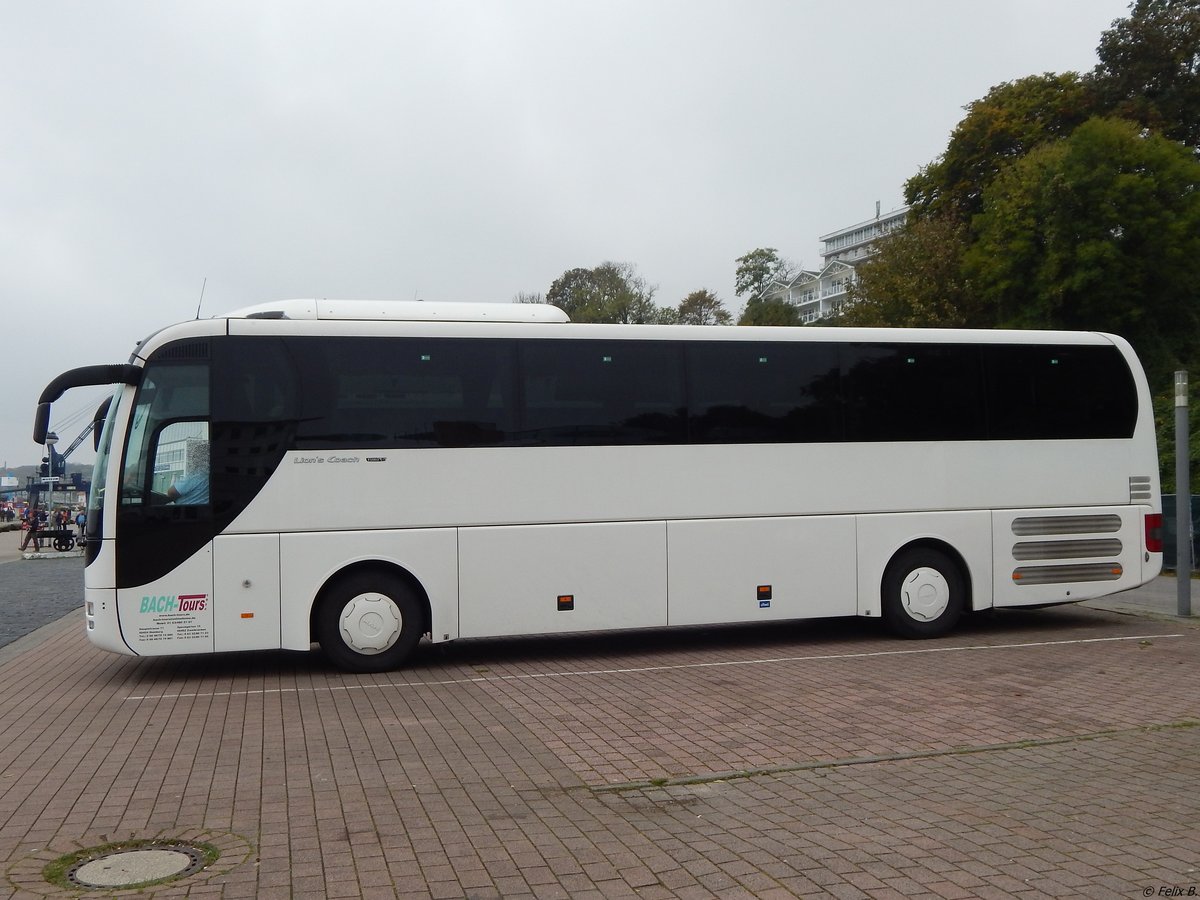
{"left": 85, "top": 388, "right": 123, "bottom": 541}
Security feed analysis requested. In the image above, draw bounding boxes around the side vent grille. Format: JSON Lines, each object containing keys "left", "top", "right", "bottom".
{"left": 1012, "top": 539, "right": 1122, "bottom": 560}
{"left": 1129, "top": 476, "right": 1153, "bottom": 502}
{"left": 1013, "top": 563, "right": 1123, "bottom": 585}
{"left": 1012, "top": 514, "right": 1121, "bottom": 536}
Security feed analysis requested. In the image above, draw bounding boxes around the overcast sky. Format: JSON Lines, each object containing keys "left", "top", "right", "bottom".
{"left": 2, "top": 0, "right": 1131, "bottom": 468}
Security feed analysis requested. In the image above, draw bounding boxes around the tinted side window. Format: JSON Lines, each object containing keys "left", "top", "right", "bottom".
{"left": 519, "top": 340, "right": 685, "bottom": 445}
{"left": 120, "top": 357, "right": 210, "bottom": 509}
{"left": 688, "top": 342, "right": 841, "bottom": 443}
{"left": 213, "top": 337, "right": 301, "bottom": 518}
{"left": 983, "top": 344, "right": 1137, "bottom": 439}
{"left": 292, "top": 338, "right": 516, "bottom": 449}
{"left": 843, "top": 344, "right": 985, "bottom": 441}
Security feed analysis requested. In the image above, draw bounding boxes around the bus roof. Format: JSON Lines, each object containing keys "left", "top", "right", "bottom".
{"left": 221, "top": 299, "right": 571, "bottom": 324}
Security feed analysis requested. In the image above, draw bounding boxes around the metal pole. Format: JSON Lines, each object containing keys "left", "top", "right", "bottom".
{"left": 1175, "top": 371, "right": 1191, "bottom": 616}
{"left": 44, "top": 433, "right": 58, "bottom": 535}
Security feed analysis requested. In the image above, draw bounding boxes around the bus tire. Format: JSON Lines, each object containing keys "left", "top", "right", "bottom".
{"left": 316, "top": 572, "right": 422, "bottom": 673}
{"left": 881, "top": 547, "right": 965, "bottom": 639}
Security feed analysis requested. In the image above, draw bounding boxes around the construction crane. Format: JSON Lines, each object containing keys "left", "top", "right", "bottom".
{"left": 54, "top": 420, "right": 97, "bottom": 469}
{"left": 29, "top": 406, "right": 107, "bottom": 551}
{"left": 41, "top": 396, "right": 110, "bottom": 478}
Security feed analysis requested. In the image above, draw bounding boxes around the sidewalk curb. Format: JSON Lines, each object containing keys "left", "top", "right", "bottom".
{"left": 0, "top": 609, "right": 80, "bottom": 666}
{"left": 19, "top": 550, "right": 85, "bottom": 561}
{"left": 1082, "top": 602, "right": 1200, "bottom": 627}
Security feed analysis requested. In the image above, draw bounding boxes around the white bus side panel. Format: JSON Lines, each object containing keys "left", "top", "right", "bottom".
{"left": 855, "top": 512, "right": 994, "bottom": 616}
{"left": 458, "top": 522, "right": 667, "bottom": 638}
{"left": 666, "top": 517, "right": 856, "bottom": 626}
{"left": 278, "top": 529, "right": 459, "bottom": 650}
{"left": 991, "top": 506, "right": 1152, "bottom": 607}
{"left": 233, "top": 442, "right": 1143, "bottom": 536}
{"left": 212, "top": 533, "right": 281, "bottom": 652}
{"left": 116, "top": 546, "right": 215, "bottom": 655}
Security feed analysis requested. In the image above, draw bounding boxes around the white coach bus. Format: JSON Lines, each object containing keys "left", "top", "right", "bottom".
{"left": 35, "top": 300, "right": 1163, "bottom": 672}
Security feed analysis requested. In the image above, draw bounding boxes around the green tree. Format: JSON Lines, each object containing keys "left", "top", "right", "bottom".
{"left": 966, "top": 116, "right": 1200, "bottom": 382}
{"left": 1153, "top": 390, "right": 1200, "bottom": 492}
{"left": 738, "top": 298, "right": 801, "bottom": 326}
{"left": 545, "top": 267, "right": 603, "bottom": 320}
{"left": 905, "top": 73, "right": 1099, "bottom": 224}
{"left": 544, "top": 262, "right": 673, "bottom": 324}
{"left": 1091, "top": 0, "right": 1200, "bottom": 148}
{"left": 676, "top": 289, "right": 732, "bottom": 325}
{"left": 734, "top": 248, "right": 798, "bottom": 325}
{"left": 893, "top": 2, "right": 1200, "bottom": 489}
{"left": 734, "top": 248, "right": 792, "bottom": 300}
{"left": 836, "top": 215, "right": 976, "bottom": 327}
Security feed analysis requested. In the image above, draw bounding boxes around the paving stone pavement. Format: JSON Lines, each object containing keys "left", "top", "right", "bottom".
{"left": 0, "top": 549, "right": 1196, "bottom": 897}
{"left": 0, "top": 530, "right": 86, "bottom": 649}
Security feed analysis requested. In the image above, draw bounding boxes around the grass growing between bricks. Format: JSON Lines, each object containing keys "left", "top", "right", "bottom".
{"left": 42, "top": 840, "right": 220, "bottom": 893}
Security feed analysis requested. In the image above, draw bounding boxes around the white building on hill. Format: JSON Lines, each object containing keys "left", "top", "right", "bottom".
{"left": 769, "top": 205, "right": 908, "bottom": 322}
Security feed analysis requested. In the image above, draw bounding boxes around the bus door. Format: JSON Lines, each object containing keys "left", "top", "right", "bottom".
{"left": 115, "top": 360, "right": 219, "bottom": 655}
{"left": 114, "top": 344, "right": 285, "bottom": 655}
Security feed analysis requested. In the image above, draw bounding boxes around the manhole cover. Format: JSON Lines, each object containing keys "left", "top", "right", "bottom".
{"left": 71, "top": 846, "right": 202, "bottom": 887}
{"left": 55, "top": 841, "right": 210, "bottom": 890}
{"left": 15, "top": 830, "right": 244, "bottom": 896}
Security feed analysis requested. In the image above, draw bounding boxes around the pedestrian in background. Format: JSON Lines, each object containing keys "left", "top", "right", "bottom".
{"left": 18, "top": 506, "right": 40, "bottom": 552}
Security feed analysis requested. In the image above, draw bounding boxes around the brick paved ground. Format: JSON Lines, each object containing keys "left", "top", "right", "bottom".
{"left": 0, "top": 530, "right": 85, "bottom": 649}
{"left": 0, "top": 558, "right": 1196, "bottom": 897}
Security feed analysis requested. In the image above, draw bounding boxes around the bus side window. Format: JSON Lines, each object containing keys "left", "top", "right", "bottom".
{"left": 519, "top": 340, "right": 684, "bottom": 445}
{"left": 120, "top": 361, "right": 210, "bottom": 506}
{"left": 155, "top": 422, "right": 210, "bottom": 505}
{"left": 688, "top": 342, "right": 840, "bottom": 443}
{"left": 288, "top": 337, "right": 516, "bottom": 449}
{"left": 983, "top": 345, "right": 1137, "bottom": 440}
{"left": 217, "top": 340, "right": 300, "bottom": 423}
{"left": 843, "top": 344, "right": 984, "bottom": 442}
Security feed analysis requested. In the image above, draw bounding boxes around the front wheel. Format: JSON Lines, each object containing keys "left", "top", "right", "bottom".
{"left": 881, "top": 547, "right": 965, "bottom": 639}
{"left": 316, "top": 572, "right": 423, "bottom": 673}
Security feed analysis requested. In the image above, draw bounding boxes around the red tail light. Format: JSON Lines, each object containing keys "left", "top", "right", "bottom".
{"left": 1145, "top": 513, "right": 1164, "bottom": 553}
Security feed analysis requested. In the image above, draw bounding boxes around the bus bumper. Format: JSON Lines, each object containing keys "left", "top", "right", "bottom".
{"left": 85, "top": 586, "right": 135, "bottom": 656}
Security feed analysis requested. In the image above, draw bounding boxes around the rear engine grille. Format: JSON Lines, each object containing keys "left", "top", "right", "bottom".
{"left": 1011, "top": 514, "right": 1121, "bottom": 536}
{"left": 1012, "top": 539, "right": 1123, "bottom": 560}
{"left": 1012, "top": 563, "right": 1123, "bottom": 585}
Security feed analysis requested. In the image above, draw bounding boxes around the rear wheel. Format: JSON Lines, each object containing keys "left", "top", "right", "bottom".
{"left": 316, "top": 572, "right": 422, "bottom": 673}
{"left": 881, "top": 547, "right": 965, "bottom": 638}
